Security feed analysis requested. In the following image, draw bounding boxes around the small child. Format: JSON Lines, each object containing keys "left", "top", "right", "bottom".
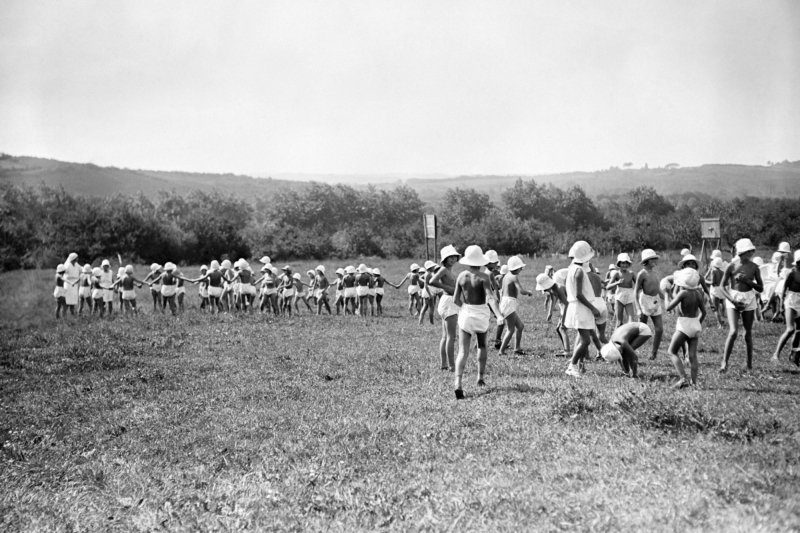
{"left": 607, "top": 253, "right": 636, "bottom": 325}
{"left": 314, "top": 265, "right": 332, "bottom": 315}
{"left": 586, "top": 263, "right": 609, "bottom": 347}
{"left": 78, "top": 264, "right": 93, "bottom": 315}
{"left": 393, "top": 264, "right": 422, "bottom": 316}
{"left": 498, "top": 256, "right": 533, "bottom": 355}
{"left": 417, "top": 261, "right": 436, "bottom": 325}
{"left": 293, "top": 272, "right": 314, "bottom": 313}
{"left": 90, "top": 267, "right": 105, "bottom": 316}
{"left": 54, "top": 264, "right": 69, "bottom": 318}
{"left": 154, "top": 262, "right": 191, "bottom": 315}
{"left": 720, "top": 238, "right": 764, "bottom": 372}
{"left": 117, "top": 265, "right": 147, "bottom": 314}
{"left": 634, "top": 249, "right": 664, "bottom": 360}
{"left": 143, "top": 263, "right": 163, "bottom": 312}
{"left": 342, "top": 265, "right": 358, "bottom": 315}
{"left": 772, "top": 249, "right": 800, "bottom": 364}
{"left": 355, "top": 264, "right": 373, "bottom": 318}
{"left": 332, "top": 268, "right": 345, "bottom": 314}
{"left": 665, "top": 268, "right": 706, "bottom": 388}
{"left": 98, "top": 259, "right": 115, "bottom": 315}
{"left": 541, "top": 264, "right": 555, "bottom": 321}
{"left": 305, "top": 270, "right": 318, "bottom": 308}
{"left": 372, "top": 268, "right": 387, "bottom": 316}
{"left": 563, "top": 241, "right": 601, "bottom": 378}
{"left": 535, "top": 273, "right": 569, "bottom": 356}
{"left": 198, "top": 265, "right": 210, "bottom": 311}
{"left": 453, "top": 245, "right": 493, "bottom": 398}
{"left": 705, "top": 257, "right": 727, "bottom": 327}
{"left": 551, "top": 267, "right": 571, "bottom": 357}
{"left": 600, "top": 322, "right": 653, "bottom": 378}
{"left": 429, "top": 245, "right": 462, "bottom": 371}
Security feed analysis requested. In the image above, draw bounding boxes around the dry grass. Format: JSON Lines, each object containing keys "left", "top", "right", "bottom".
{"left": 2, "top": 255, "right": 799, "bottom": 531}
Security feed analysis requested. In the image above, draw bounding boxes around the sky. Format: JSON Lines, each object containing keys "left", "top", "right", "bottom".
{"left": 1, "top": 0, "right": 798, "bottom": 177}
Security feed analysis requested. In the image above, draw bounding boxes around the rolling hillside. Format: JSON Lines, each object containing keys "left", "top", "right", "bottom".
{"left": 2, "top": 153, "right": 799, "bottom": 204}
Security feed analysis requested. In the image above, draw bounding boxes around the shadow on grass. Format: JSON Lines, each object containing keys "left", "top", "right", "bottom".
{"left": 465, "top": 383, "right": 546, "bottom": 399}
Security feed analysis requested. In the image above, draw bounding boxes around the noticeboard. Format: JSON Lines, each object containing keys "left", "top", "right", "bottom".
{"left": 700, "top": 217, "right": 720, "bottom": 240}
{"left": 424, "top": 214, "right": 436, "bottom": 240}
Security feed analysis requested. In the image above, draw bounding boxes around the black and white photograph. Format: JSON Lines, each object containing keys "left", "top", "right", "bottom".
{"left": 2, "top": 1, "right": 799, "bottom": 530}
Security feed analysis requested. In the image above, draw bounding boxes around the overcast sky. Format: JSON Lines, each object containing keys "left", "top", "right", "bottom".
{"left": 1, "top": 0, "right": 798, "bottom": 176}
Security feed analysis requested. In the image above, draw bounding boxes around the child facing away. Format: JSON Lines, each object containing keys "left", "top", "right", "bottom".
{"left": 665, "top": 268, "right": 706, "bottom": 388}
{"left": 563, "top": 241, "right": 602, "bottom": 378}
{"left": 772, "top": 250, "right": 800, "bottom": 365}
{"left": 429, "top": 245, "right": 462, "bottom": 371}
{"left": 498, "top": 256, "right": 533, "bottom": 356}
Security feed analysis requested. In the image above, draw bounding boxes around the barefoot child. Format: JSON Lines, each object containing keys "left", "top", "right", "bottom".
{"left": 453, "top": 245, "right": 493, "bottom": 399}
{"left": 498, "top": 256, "right": 533, "bottom": 355}
{"left": 720, "top": 238, "right": 764, "bottom": 372}
{"left": 634, "top": 249, "right": 664, "bottom": 360}
{"left": 587, "top": 263, "right": 609, "bottom": 347}
{"left": 665, "top": 268, "right": 706, "bottom": 388}
{"left": 483, "top": 250, "right": 505, "bottom": 348}
{"left": 429, "top": 245, "right": 461, "bottom": 371}
{"left": 198, "top": 265, "right": 210, "bottom": 311}
{"left": 54, "top": 264, "right": 69, "bottom": 319}
{"left": 564, "top": 241, "right": 601, "bottom": 377}
{"left": 551, "top": 267, "right": 571, "bottom": 357}
{"left": 536, "top": 273, "right": 569, "bottom": 356}
{"left": 418, "top": 261, "right": 436, "bottom": 325}
{"left": 78, "top": 264, "right": 93, "bottom": 315}
{"left": 98, "top": 259, "right": 115, "bottom": 315}
{"left": 342, "top": 265, "right": 358, "bottom": 316}
{"left": 191, "top": 260, "right": 224, "bottom": 314}
{"left": 143, "top": 263, "right": 163, "bottom": 312}
{"left": 772, "top": 250, "right": 800, "bottom": 365}
{"left": 372, "top": 268, "right": 387, "bottom": 316}
{"left": 705, "top": 257, "right": 727, "bottom": 327}
{"left": 394, "top": 264, "right": 422, "bottom": 316}
{"left": 314, "top": 265, "right": 332, "bottom": 315}
{"left": 117, "top": 265, "right": 148, "bottom": 314}
{"left": 600, "top": 322, "right": 653, "bottom": 378}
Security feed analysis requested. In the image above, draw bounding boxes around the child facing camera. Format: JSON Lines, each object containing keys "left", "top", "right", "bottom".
{"left": 665, "top": 268, "right": 706, "bottom": 388}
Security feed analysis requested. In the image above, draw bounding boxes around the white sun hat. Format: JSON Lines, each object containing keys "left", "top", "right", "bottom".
{"left": 423, "top": 260, "right": 437, "bottom": 271}
{"left": 125, "top": 265, "right": 133, "bottom": 274}
{"left": 608, "top": 264, "right": 617, "bottom": 271}
{"left": 568, "top": 241, "right": 594, "bottom": 263}
{"left": 535, "top": 273, "right": 554, "bottom": 291}
{"left": 335, "top": 267, "right": 345, "bottom": 275}
{"left": 92, "top": 267, "right": 102, "bottom": 277}
{"left": 640, "top": 249, "right": 659, "bottom": 263}
{"left": 345, "top": 265, "right": 356, "bottom": 274}
{"left": 440, "top": 244, "right": 461, "bottom": 263}
{"left": 372, "top": 268, "right": 381, "bottom": 276}
{"left": 778, "top": 242, "right": 791, "bottom": 254}
{"left": 711, "top": 249, "right": 722, "bottom": 259}
{"left": 735, "top": 238, "right": 756, "bottom": 255}
{"left": 409, "top": 263, "right": 420, "bottom": 272}
{"left": 56, "top": 263, "right": 66, "bottom": 273}
{"left": 753, "top": 256, "right": 764, "bottom": 266}
{"left": 675, "top": 268, "right": 700, "bottom": 289}
{"left": 240, "top": 260, "right": 251, "bottom": 271}
{"left": 794, "top": 250, "right": 800, "bottom": 263}
{"left": 358, "top": 263, "right": 369, "bottom": 273}
{"left": 507, "top": 256, "right": 526, "bottom": 272}
{"left": 164, "top": 262, "right": 176, "bottom": 271}
{"left": 221, "top": 259, "right": 232, "bottom": 269}
{"left": 82, "top": 264, "right": 92, "bottom": 273}
{"left": 101, "top": 259, "right": 111, "bottom": 267}
{"left": 601, "top": 343, "right": 622, "bottom": 363}
{"left": 271, "top": 267, "right": 279, "bottom": 275}
{"left": 616, "top": 253, "right": 632, "bottom": 266}
{"left": 459, "top": 245, "right": 488, "bottom": 267}
{"left": 150, "top": 263, "right": 160, "bottom": 271}
{"left": 307, "top": 270, "right": 315, "bottom": 276}
{"left": 259, "top": 255, "right": 271, "bottom": 264}
{"left": 711, "top": 257, "right": 724, "bottom": 270}
{"left": 210, "top": 260, "right": 220, "bottom": 271}
{"left": 292, "top": 273, "right": 301, "bottom": 280}
{"left": 316, "top": 265, "right": 325, "bottom": 274}
{"left": 499, "top": 265, "right": 509, "bottom": 275}
{"left": 678, "top": 254, "right": 698, "bottom": 268}
{"left": 680, "top": 248, "right": 691, "bottom": 256}
{"left": 771, "top": 251, "right": 783, "bottom": 263}
{"left": 484, "top": 249, "right": 499, "bottom": 264}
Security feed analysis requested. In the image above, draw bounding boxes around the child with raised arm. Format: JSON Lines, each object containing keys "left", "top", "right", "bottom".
{"left": 634, "top": 249, "right": 664, "bottom": 360}
{"left": 313, "top": 265, "right": 332, "bottom": 315}
{"left": 192, "top": 260, "right": 224, "bottom": 314}
{"left": 155, "top": 262, "right": 192, "bottom": 315}
{"left": 665, "top": 268, "right": 706, "bottom": 388}
{"left": 429, "top": 245, "right": 461, "bottom": 371}
{"left": 393, "top": 264, "right": 422, "bottom": 316}
{"left": 772, "top": 250, "right": 800, "bottom": 365}
{"left": 720, "top": 238, "right": 764, "bottom": 372}
{"left": 607, "top": 253, "right": 636, "bottom": 325}
{"left": 372, "top": 268, "right": 387, "bottom": 316}
{"left": 117, "top": 265, "right": 148, "bottom": 314}
{"left": 563, "top": 241, "right": 602, "bottom": 378}
{"left": 498, "top": 256, "right": 533, "bottom": 355}
{"left": 453, "top": 245, "right": 493, "bottom": 399}
{"left": 143, "top": 263, "right": 163, "bottom": 312}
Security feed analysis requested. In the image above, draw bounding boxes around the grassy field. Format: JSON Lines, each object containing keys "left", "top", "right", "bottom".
{"left": 2, "top": 255, "right": 799, "bottom": 531}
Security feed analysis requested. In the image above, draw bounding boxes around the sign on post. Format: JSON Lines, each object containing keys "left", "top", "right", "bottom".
{"left": 700, "top": 218, "right": 720, "bottom": 240}
{"left": 423, "top": 214, "right": 437, "bottom": 261}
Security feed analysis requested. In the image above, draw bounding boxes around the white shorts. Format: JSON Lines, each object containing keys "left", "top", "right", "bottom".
{"left": 615, "top": 287, "right": 635, "bottom": 305}
{"left": 499, "top": 296, "right": 518, "bottom": 318}
{"left": 611, "top": 323, "right": 652, "bottom": 344}
{"left": 420, "top": 289, "right": 431, "bottom": 299}
{"left": 458, "top": 304, "right": 490, "bottom": 335}
{"left": 161, "top": 285, "right": 177, "bottom": 298}
{"left": 283, "top": 288, "right": 296, "bottom": 298}
{"left": 335, "top": 290, "right": 343, "bottom": 300}
{"left": 102, "top": 288, "right": 114, "bottom": 303}
{"left": 64, "top": 285, "right": 78, "bottom": 306}
{"left": 368, "top": 288, "right": 376, "bottom": 297}
{"left": 784, "top": 291, "right": 800, "bottom": 314}
{"left": 564, "top": 301, "right": 595, "bottom": 330}
{"left": 208, "top": 286, "right": 223, "bottom": 298}
{"left": 199, "top": 286, "right": 209, "bottom": 298}
{"left": 53, "top": 286, "right": 66, "bottom": 299}
{"left": 122, "top": 289, "right": 136, "bottom": 301}
{"left": 240, "top": 284, "right": 256, "bottom": 296}
{"left": 356, "top": 286, "right": 369, "bottom": 297}
{"left": 725, "top": 289, "right": 758, "bottom": 312}
{"left": 408, "top": 285, "right": 419, "bottom": 295}
{"left": 676, "top": 316, "right": 702, "bottom": 339}
{"left": 638, "top": 293, "right": 663, "bottom": 317}
{"left": 344, "top": 287, "right": 357, "bottom": 299}
{"left": 79, "top": 285, "right": 91, "bottom": 299}
{"left": 177, "top": 286, "right": 185, "bottom": 296}
{"left": 659, "top": 278, "right": 673, "bottom": 293}
{"left": 709, "top": 286, "right": 725, "bottom": 300}
{"left": 150, "top": 284, "right": 162, "bottom": 293}
{"left": 592, "top": 296, "right": 608, "bottom": 325}
{"left": 92, "top": 288, "right": 103, "bottom": 300}
{"left": 437, "top": 294, "right": 460, "bottom": 319}
{"left": 375, "top": 287, "right": 384, "bottom": 296}
{"left": 314, "top": 288, "right": 324, "bottom": 299}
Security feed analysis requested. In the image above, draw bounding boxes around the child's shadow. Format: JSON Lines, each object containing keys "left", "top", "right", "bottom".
{"left": 469, "top": 383, "right": 545, "bottom": 399}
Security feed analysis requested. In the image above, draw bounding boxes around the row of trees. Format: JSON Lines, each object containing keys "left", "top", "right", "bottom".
{"left": 1, "top": 180, "right": 798, "bottom": 271}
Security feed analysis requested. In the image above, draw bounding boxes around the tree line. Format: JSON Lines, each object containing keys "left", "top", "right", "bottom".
{"left": 1, "top": 179, "right": 798, "bottom": 271}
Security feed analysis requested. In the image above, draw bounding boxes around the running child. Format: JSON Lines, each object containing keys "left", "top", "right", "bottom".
{"left": 634, "top": 249, "right": 664, "bottom": 360}
{"left": 665, "top": 268, "right": 706, "bottom": 388}
{"left": 453, "top": 245, "right": 493, "bottom": 399}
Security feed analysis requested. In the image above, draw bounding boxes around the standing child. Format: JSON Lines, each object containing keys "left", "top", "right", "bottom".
{"left": 191, "top": 260, "right": 224, "bottom": 314}
{"left": 483, "top": 251, "right": 505, "bottom": 347}
{"left": 607, "top": 253, "right": 636, "bottom": 325}
{"left": 198, "top": 265, "right": 210, "bottom": 311}
{"left": 772, "top": 250, "right": 800, "bottom": 365}
{"left": 706, "top": 257, "right": 727, "bottom": 328}
{"left": 634, "top": 249, "right": 664, "bottom": 360}
{"left": 720, "top": 238, "right": 764, "bottom": 372}
{"left": 117, "top": 265, "right": 148, "bottom": 314}
{"left": 587, "top": 263, "right": 609, "bottom": 347}
{"left": 143, "top": 264, "right": 163, "bottom": 312}
{"left": 78, "top": 264, "right": 93, "bottom": 315}
{"left": 563, "top": 241, "right": 601, "bottom": 378}
{"left": 372, "top": 268, "right": 387, "bottom": 316}
{"left": 98, "top": 259, "right": 115, "bottom": 315}
{"left": 393, "top": 264, "right": 422, "bottom": 316}
{"left": 453, "top": 245, "right": 493, "bottom": 399}
{"left": 342, "top": 265, "right": 358, "bottom": 315}
{"left": 314, "top": 265, "right": 332, "bottom": 315}
{"left": 498, "top": 256, "right": 533, "bottom": 355}
{"left": 293, "top": 272, "right": 314, "bottom": 313}
{"left": 429, "top": 245, "right": 462, "bottom": 371}
{"left": 665, "top": 268, "right": 706, "bottom": 388}
{"left": 355, "top": 264, "right": 373, "bottom": 318}
{"left": 305, "top": 270, "right": 318, "bottom": 309}
{"left": 54, "top": 264, "right": 69, "bottom": 319}
{"left": 90, "top": 267, "right": 105, "bottom": 316}
{"left": 541, "top": 264, "right": 556, "bottom": 322}
{"left": 155, "top": 262, "right": 191, "bottom": 315}
{"left": 418, "top": 261, "right": 436, "bottom": 325}
{"left": 552, "top": 267, "right": 571, "bottom": 357}
{"left": 332, "top": 268, "right": 345, "bottom": 314}
{"left": 536, "top": 273, "right": 570, "bottom": 356}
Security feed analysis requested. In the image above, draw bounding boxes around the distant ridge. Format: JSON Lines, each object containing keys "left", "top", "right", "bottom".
{"left": 1, "top": 153, "right": 798, "bottom": 203}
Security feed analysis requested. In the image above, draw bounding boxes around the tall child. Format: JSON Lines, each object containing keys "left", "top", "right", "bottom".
{"left": 720, "top": 238, "right": 764, "bottom": 372}
{"left": 635, "top": 249, "right": 664, "bottom": 360}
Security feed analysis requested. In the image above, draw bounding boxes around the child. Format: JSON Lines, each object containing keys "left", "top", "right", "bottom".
{"left": 355, "top": 264, "right": 373, "bottom": 318}
{"left": 453, "top": 245, "right": 492, "bottom": 399}
{"left": 228, "top": 260, "right": 257, "bottom": 312}
{"left": 705, "top": 257, "right": 727, "bottom": 328}
{"left": 418, "top": 261, "right": 436, "bottom": 325}
{"left": 155, "top": 262, "right": 191, "bottom": 315}
{"left": 772, "top": 249, "right": 800, "bottom": 364}
{"left": 393, "top": 264, "right": 421, "bottom": 316}
{"left": 483, "top": 251, "right": 504, "bottom": 347}
{"left": 305, "top": 270, "right": 318, "bottom": 308}
{"left": 293, "top": 272, "right": 314, "bottom": 313}
{"left": 117, "top": 265, "right": 148, "bottom": 314}
{"left": 78, "top": 264, "right": 93, "bottom": 315}
{"left": 372, "top": 268, "right": 387, "bottom": 316}
{"left": 332, "top": 268, "right": 345, "bottom": 314}
{"left": 198, "top": 265, "right": 210, "bottom": 311}
{"left": 143, "top": 263, "right": 163, "bottom": 312}
{"left": 191, "top": 260, "right": 224, "bottom": 314}
{"left": 720, "top": 238, "right": 764, "bottom": 372}
{"left": 603, "top": 264, "right": 617, "bottom": 318}
{"left": 255, "top": 266, "right": 280, "bottom": 315}
{"left": 498, "top": 256, "right": 533, "bottom": 355}
{"left": 535, "top": 273, "right": 569, "bottom": 356}
{"left": 634, "top": 249, "right": 664, "bottom": 360}
{"left": 600, "top": 322, "right": 653, "bottom": 378}
{"left": 587, "top": 263, "right": 609, "bottom": 347}
{"left": 541, "top": 264, "right": 555, "bottom": 322}
{"left": 563, "top": 241, "right": 601, "bottom": 377}
{"left": 90, "top": 267, "right": 105, "bottom": 316}
{"left": 429, "top": 245, "right": 462, "bottom": 371}
{"left": 342, "top": 265, "right": 358, "bottom": 316}
{"left": 278, "top": 265, "right": 295, "bottom": 316}
{"left": 607, "top": 253, "right": 636, "bottom": 325}
{"left": 98, "top": 259, "right": 115, "bottom": 315}
{"left": 665, "top": 268, "right": 706, "bottom": 388}
{"left": 551, "top": 267, "right": 571, "bottom": 357}
{"left": 54, "top": 264, "right": 69, "bottom": 318}
{"left": 314, "top": 265, "right": 332, "bottom": 315}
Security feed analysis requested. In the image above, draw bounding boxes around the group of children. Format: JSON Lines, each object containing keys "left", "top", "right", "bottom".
{"left": 52, "top": 239, "right": 800, "bottom": 397}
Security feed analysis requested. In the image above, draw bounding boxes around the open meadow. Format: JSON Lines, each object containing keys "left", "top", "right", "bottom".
{"left": 2, "top": 254, "right": 800, "bottom": 532}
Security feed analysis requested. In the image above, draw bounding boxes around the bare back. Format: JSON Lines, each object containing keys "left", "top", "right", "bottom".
{"left": 455, "top": 269, "right": 490, "bottom": 305}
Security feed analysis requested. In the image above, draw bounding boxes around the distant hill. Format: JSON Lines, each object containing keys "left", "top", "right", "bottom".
{"left": 0, "top": 154, "right": 308, "bottom": 200}
{"left": 2, "top": 153, "right": 798, "bottom": 205}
